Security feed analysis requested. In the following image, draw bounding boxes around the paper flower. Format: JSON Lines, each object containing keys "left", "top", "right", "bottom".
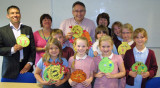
{"left": 69, "top": 25, "right": 93, "bottom": 48}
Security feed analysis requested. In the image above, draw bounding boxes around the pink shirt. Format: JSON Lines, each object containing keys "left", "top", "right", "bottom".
{"left": 33, "top": 31, "right": 47, "bottom": 66}
{"left": 60, "top": 18, "right": 96, "bottom": 47}
{"left": 93, "top": 54, "right": 123, "bottom": 88}
{"left": 68, "top": 55, "right": 95, "bottom": 88}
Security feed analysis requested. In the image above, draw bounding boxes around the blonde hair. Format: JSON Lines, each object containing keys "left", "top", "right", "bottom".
{"left": 133, "top": 28, "right": 148, "bottom": 39}
{"left": 111, "top": 21, "right": 123, "bottom": 37}
{"left": 71, "top": 37, "right": 89, "bottom": 70}
{"left": 99, "top": 35, "right": 114, "bottom": 47}
{"left": 42, "top": 38, "right": 63, "bottom": 63}
{"left": 95, "top": 25, "right": 109, "bottom": 39}
{"left": 122, "top": 23, "right": 133, "bottom": 33}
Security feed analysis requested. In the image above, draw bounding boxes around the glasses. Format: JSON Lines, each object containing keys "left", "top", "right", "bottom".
{"left": 122, "top": 32, "right": 131, "bottom": 34}
{"left": 73, "top": 10, "right": 85, "bottom": 13}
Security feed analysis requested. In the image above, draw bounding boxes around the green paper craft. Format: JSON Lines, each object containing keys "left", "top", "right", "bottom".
{"left": 131, "top": 62, "right": 148, "bottom": 74}
{"left": 71, "top": 25, "right": 83, "bottom": 38}
{"left": 16, "top": 34, "right": 30, "bottom": 47}
{"left": 99, "top": 57, "right": 114, "bottom": 73}
{"left": 43, "top": 64, "right": 64, "bottom": 82}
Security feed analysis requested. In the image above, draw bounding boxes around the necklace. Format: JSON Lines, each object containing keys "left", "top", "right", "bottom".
{"left": 42, "top": 29, "right": 50, "bottom": 42}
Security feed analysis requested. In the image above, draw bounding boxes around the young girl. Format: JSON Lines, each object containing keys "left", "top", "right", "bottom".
{"left": 34, "top": 38, "right": 70, "bottom": 88}
{"left": 111, "top": 21, "right": 123, "bottom": 49}
{"left": 121, "top": 23, "right": 136, "bottom": 49}
{"left": 50, "top": 29, "right": 74, "bottom": 61}
{"left": 68, "top": 37, "right": 95, "bottom": 88}
{"left": 92, "top": 25, "right": 118, "bottom": 57}
{"left": 124, "top": 28, "right": 158, "bottom": 88}
{"left": 93, "top": 35, "right": 125, "bottom": 88}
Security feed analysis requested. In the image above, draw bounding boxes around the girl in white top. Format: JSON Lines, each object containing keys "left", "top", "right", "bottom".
{"left": 92, "top": 25, "right": 118, "bottom": 57}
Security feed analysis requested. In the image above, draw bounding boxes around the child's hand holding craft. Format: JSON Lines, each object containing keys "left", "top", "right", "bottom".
{"left": 129, "top": 71, "right": 137, "bottom": 78}
{"left": 105, "top": 73, "right": 115, "bottom": 78}
{"left": 82, "top": 78, "right": 92, "bottom": 87}
{"left": 95, "top": 72, "right": 104, "bottom": 78}
{"left": 69, "top": 79, "right": 78, "bottom": 87}
{"left": 141, "top": 71, "right": 150, "bottom": 78}
{"left": 66, "top": 32, "right": 73, "bottom": 40}
{"left": 54, "top": 80, "right": 64, "bottom": 86}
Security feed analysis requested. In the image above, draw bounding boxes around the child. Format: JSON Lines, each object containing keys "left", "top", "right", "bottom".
{"left": 111, "top": 21, "right": 123, "bottom": 49}
{"left": 34, "top": 38, "right": 70, "bottom": 88}
{"left": 92, "top": 25, "right": 118, "bottom": 57}
{"left": 93, "top": 35, "right": 126, "bottom": 88}
{"left": 124, "top": 28, "right": 158, "bottom": 88}
{"left": 68, "top": 37, "right": 95, "bottom": 88}
{"left": 121, "top": 23, "right": 136, "bottom": 49}
{"left": 50, "top": 29, "right": 74, "bottom": 61}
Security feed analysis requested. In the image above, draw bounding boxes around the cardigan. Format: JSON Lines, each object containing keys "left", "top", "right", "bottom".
{"left": 124, "top": 49, "right": 158, "bottom": 88}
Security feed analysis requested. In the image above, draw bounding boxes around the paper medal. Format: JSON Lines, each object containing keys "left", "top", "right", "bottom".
{"left": 71, "top": 25, "right": 83, "bottom": 38}
{"left": 131, "top": 62, "right": 148, "bottom": 74}
{"left": 16, "top": 34, "right": 30, "bottom": 47}
{"left": 43, "top": 64, "right": 64, "bottom": 82}
{"left": 118, "top": 42, "right": 131, "bottom": 55}
{"left": 99, "top": 57, "right": 114, "bottom": 73}
{"left": 70, "top": 69, "right": 87, "bottom": 83}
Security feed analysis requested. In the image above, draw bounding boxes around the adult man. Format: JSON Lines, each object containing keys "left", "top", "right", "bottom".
{"left": 60, "top": 1, "right": 96, "bottom": 47}
{"left": 0, "top": 5, "right": 35, "bottom": 79}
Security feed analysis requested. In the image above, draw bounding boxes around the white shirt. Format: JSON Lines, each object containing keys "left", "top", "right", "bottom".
{"left": 100, "top": 53, "right": 113, "bottom": 60}
{"left": 128, "top": 40, "right": 134, "bottom": 46}
{"left": 10, "top": 22, "right": 23, "bottom": 62}
{"left": 76, "top": 54, "right": 87, "bottom": 60}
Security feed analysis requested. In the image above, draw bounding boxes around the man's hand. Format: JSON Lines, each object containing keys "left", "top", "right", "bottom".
{"left": 20, "top": 63, "right": 31, "bottom": 74}
{"left": 14, "top": 44, "right": 23, "bottom": 52}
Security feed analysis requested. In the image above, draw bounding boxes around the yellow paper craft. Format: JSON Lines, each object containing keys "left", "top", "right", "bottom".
{"left": 16, "top": 34, "right": 30, "bottom": 47}
{"left": 43, "top": 64, "right": 64, "bottom": 81}
{"left": 118, "top": 42, "right": 131, "bottom": 54}
{"left": 71, "top": 25, "right": 83, "bottom": 38}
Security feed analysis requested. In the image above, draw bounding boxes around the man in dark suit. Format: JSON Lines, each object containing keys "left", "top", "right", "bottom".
{"left": 0, "top": 5, "right": 36, "bottom": 79}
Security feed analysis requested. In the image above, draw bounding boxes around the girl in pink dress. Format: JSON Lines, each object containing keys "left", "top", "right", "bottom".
{"left": 68, "top": 37, "right": 95, "bottom": 88}
{"left": 93, "top": 35, "right": 126, "bottom": 88}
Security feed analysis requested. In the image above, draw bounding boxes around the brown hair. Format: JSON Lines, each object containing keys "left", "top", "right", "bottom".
{"left": 95, "top": 25, "right": 109, "bottom": 39}
{"left": 40, "top": 14, "right": 52, "bottom": 27}
{"left": 42, "top": 38, "right": 63, "bottom": 63}
{"left": 122, "top": 23, "right": 133, "bottom": 33}
{"left": 96, "top": 12, "right": 110, "bottom": 27}
{"left": 111, "top": 21, "right": 123, "bottom": 37}
{"left": 133, "top": 28, "right": 148, "bottom": 39}
{"left": 50, "top": 29, "right": 63, "bottom": 37}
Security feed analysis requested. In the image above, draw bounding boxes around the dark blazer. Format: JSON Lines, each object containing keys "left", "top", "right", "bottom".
{"left": 124, "top": 48, "right": 158, "bottom": 88}
{"left": 0, "top": 24, "right": 36, "bottom": 79}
